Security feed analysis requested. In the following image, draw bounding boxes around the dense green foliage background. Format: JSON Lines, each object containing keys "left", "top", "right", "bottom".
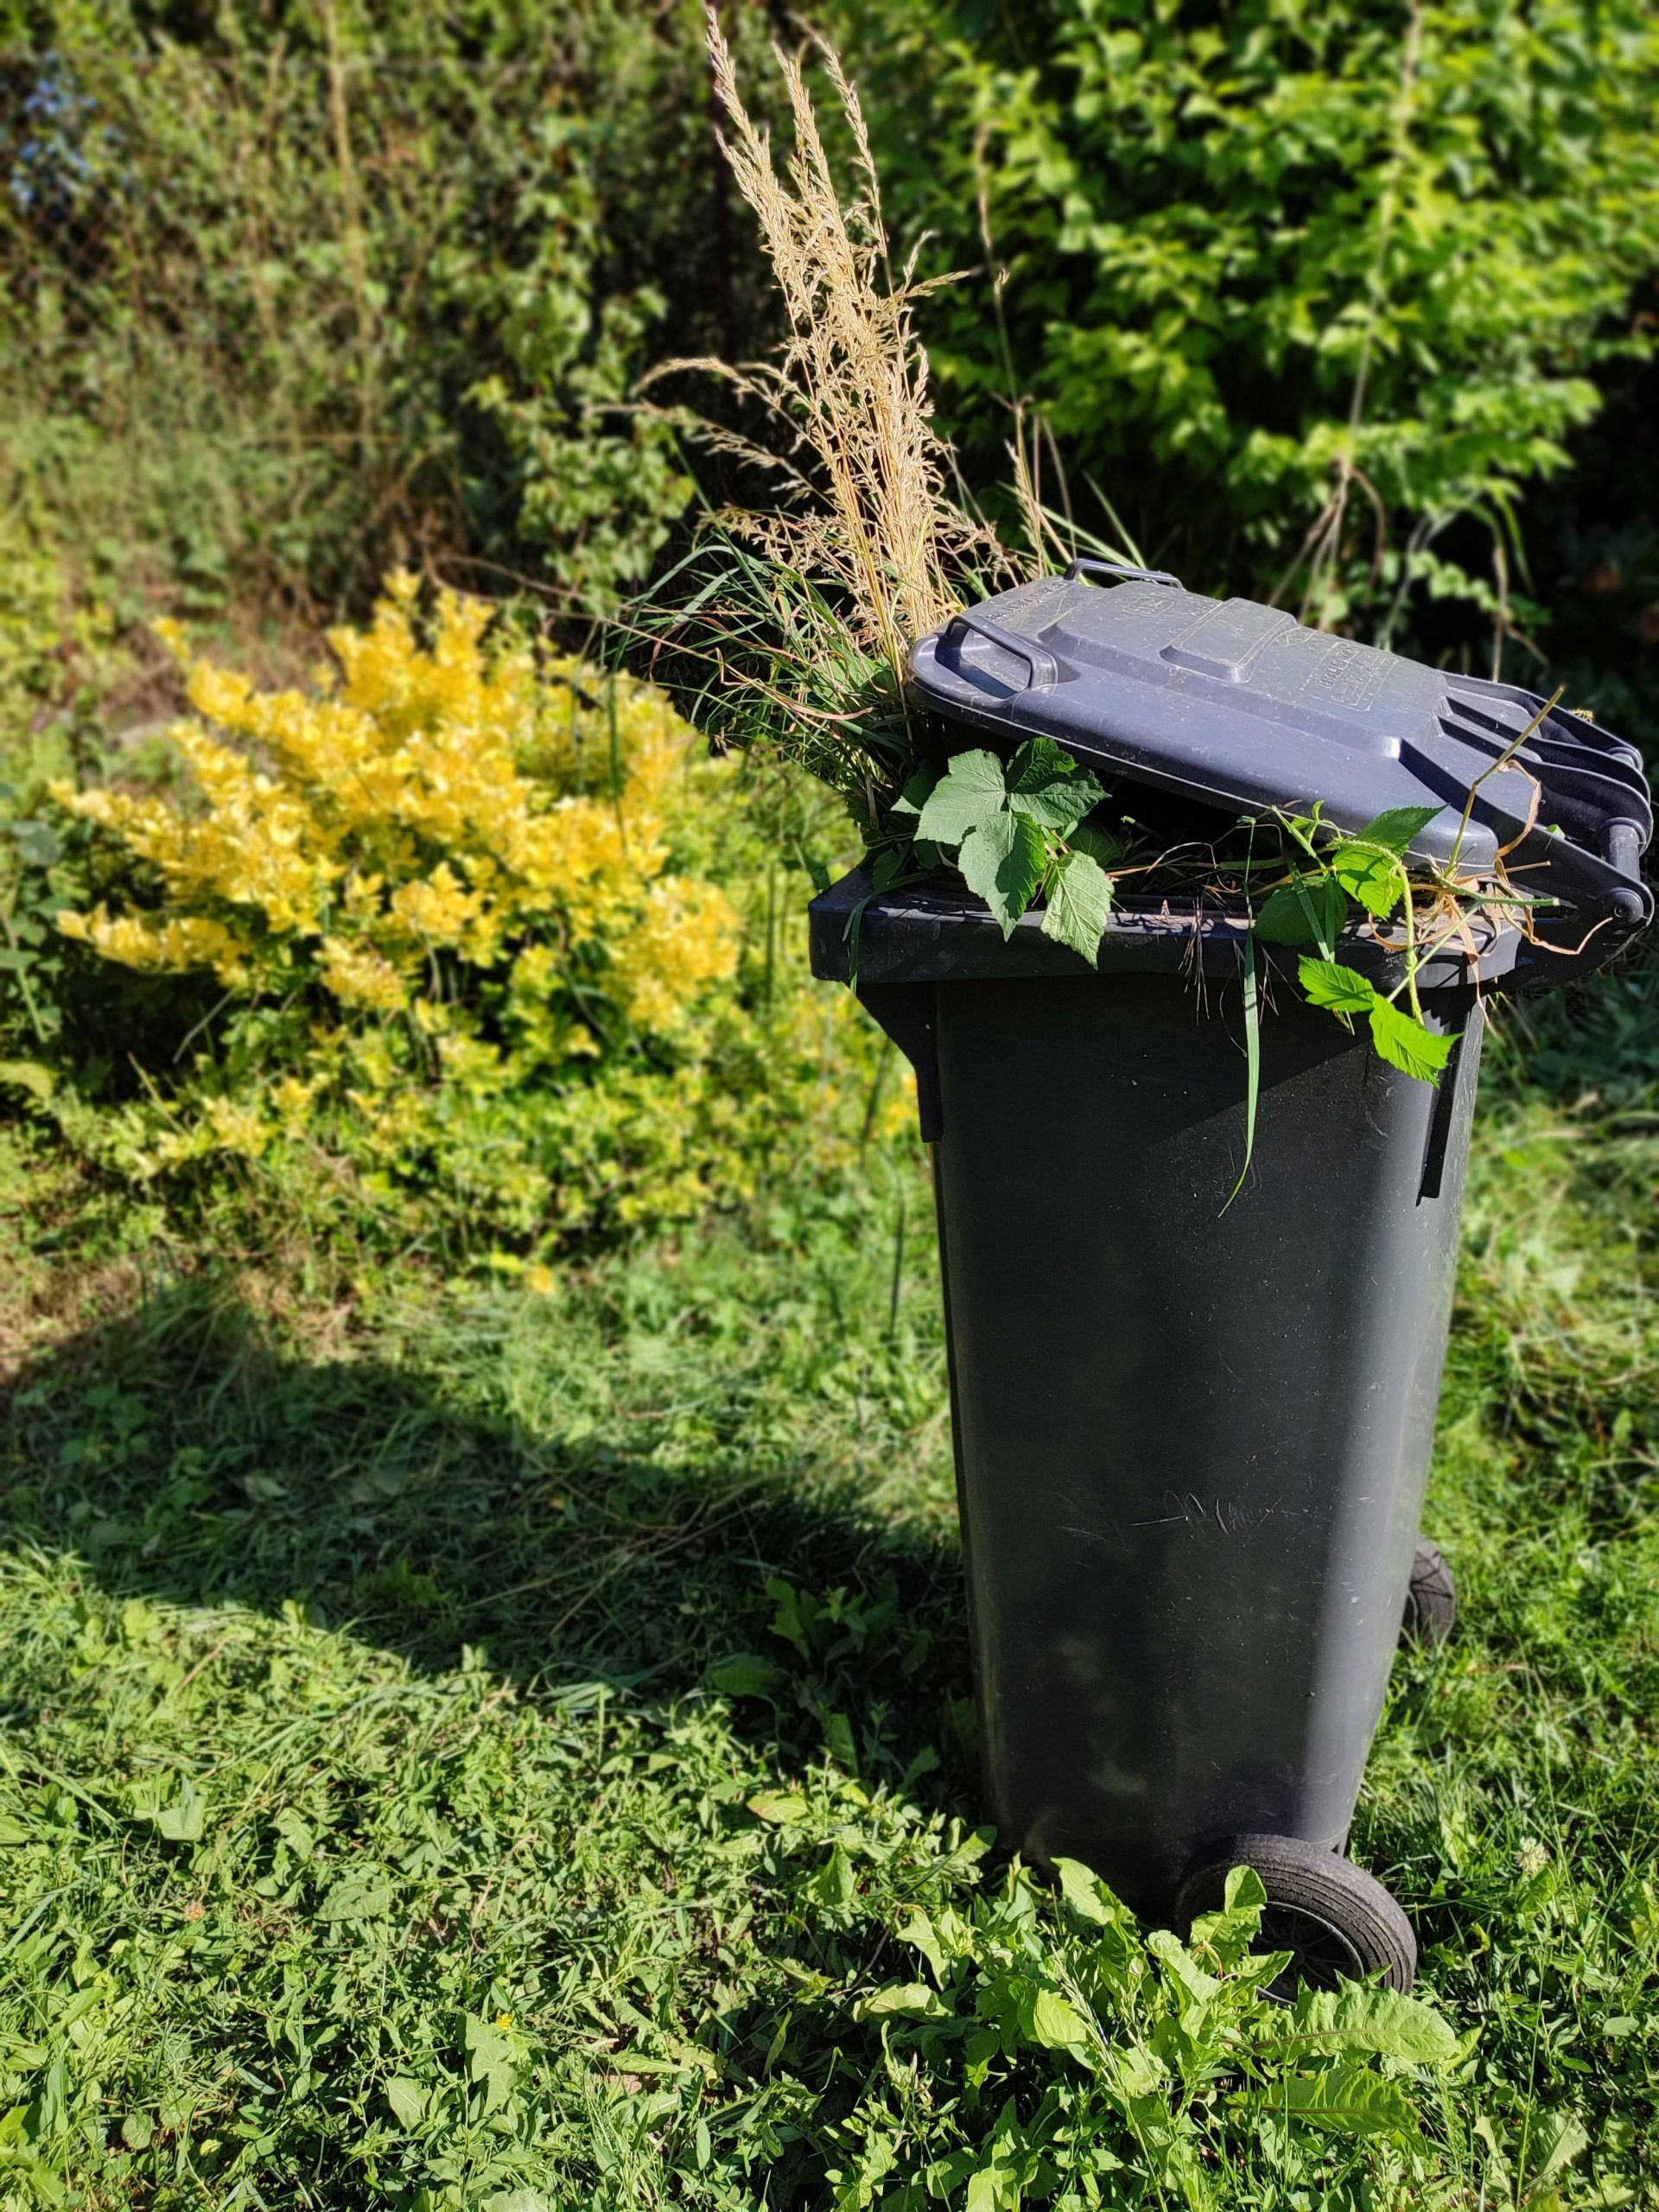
{"left": 3, "top": 0, "right": 1657, "bottom": 712}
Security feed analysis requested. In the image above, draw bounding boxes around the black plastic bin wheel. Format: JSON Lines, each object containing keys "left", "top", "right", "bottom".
{"left": 1401, "top": 1538, "right": 1458, "bottom": 1647}
{"left": 1177, "top": 1834, "right": 1418, "bottom": 1994}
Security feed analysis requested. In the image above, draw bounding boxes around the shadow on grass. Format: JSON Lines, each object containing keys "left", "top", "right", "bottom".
{"left": 1, "top": 1274, "right": 974, "bottom": 1800}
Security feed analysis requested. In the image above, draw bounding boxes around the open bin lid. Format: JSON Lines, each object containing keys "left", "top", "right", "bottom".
{"left": 908, "top": 563, "right": 1653, "bottom": 936}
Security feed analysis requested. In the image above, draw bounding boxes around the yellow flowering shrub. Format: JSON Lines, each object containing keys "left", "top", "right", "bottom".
{"left": 51, "top": 575, "right": 911, "bottom": 1250}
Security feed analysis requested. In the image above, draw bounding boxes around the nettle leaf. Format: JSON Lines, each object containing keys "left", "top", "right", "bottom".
{"left": 1332, "top": 840, "right": 1408, "bottom": 918}
{"left": 916, "top": 750, "right": 1007, "bottom": 847}
{"left": 1041, "top": 848, "right": 1114, "bottom": 965}
{"left": 1299, "top": 1982, "right": 1461, "bottom": 2067}
{"left": 1298, "top": 957, "right": 1376, "bottom": 1016}
{"left": 1005, "top": 735, "right": 1104, "bottom": 835}
{"left": 1253, "top": 874, "right": 1348, "bottom": 947}
{"left": 1355, "top": 804, "right": 1442, "bottom": 855}
{"left": 1368, "top": 1000, "right": 1457, "bottom": 1084}
{"left": 1268, "top": 2063, "right": 1420, "bottom": 2139}
{"left": 959, "top": 810, "right": 1047, "bottom": 938}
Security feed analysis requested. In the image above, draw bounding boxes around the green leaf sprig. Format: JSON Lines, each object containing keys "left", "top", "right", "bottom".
{"left": 894, "top": 736, "right": 1122, "bottom": 966}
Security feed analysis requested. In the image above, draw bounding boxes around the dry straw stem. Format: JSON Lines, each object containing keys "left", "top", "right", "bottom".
{"left": 654, "top": 12, "right": 1008, "bottom": 714}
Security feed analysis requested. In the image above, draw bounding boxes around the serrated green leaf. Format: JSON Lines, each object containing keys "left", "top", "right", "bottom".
{"left": 1368, "top": 1000, "right": 1457, "bottom": 1084}
{"left": 889, "top": 766, "right": 940, "bottom": 818}
{"left": 1354, "top": 804, "right": 1442, "bottom": 854}
{"left": 707, "top": 1652, "right": 787, "bottom": 1697}
{"left": 1066, "top": 819, "right": 1124, "bottom": 867}
{"left": 1299, "top": 1982, "right": 1461, "bottom": 2065}
{"left": 1298, "top": 957, "right": 1376, "bottom": 1015}
{"left": 1265, "top": 2063, "right": 1420, "bottom": 2139}
{"left": 1040, "top": 848, "right": 1113, "bottom": 964}
{"left": 959, "top": 810, "right": 1047, "bottom": 938}
{"left": 1253, "top": 874, "right": 1348, "bottom": 947}
{"left": 1006, "top": 735, "right": 1104, "bottom": 835}
{"left": 1332, "top": 840, "right": 1408, "bottom": 918}
{"left": 916, "top": 750, "right": 1007, "bottom": 846}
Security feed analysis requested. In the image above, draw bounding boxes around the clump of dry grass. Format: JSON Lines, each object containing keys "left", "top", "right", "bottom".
{"left": 640, "top": 12, "right": 1015, "bottom": 824}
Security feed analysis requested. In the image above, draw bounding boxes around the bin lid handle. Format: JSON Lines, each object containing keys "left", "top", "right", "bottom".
{"left": 1063, "top": 556, "right": 1185, "bottom": 589}
{"left": 944, "top": 609, "right": 1062, "bottom": 691}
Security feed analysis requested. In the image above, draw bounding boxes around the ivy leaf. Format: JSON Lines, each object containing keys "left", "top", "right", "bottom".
{"left": 1253, "top": 874, "right": 1348, "bottom": 946}
{"left": 1006, "top": 735, "right": 1104, "bottom": 835}
{"left": 1332, "top": 840, "right": 1408, "bottom": 918}
{"left": 1354, "top": 804, "right": 1442, "bottom": 855}
{"left": 1297, "top": 957, "right": 1376, "bottom": 1015}
{"left": 1040, "top": 848, "right": 1114, "bottom": 965}
{"left": 1368, "top": 999, "right": 1457, "bottom": 1084}
{"left": 1267, "top": 2063, "right": 1420, "bottom": 2139}
{"left": 959, "top": 810, "right": 1047, "bottom": 938}
{"left": 916, "top": 750, "right": 1007, "bottom": 847}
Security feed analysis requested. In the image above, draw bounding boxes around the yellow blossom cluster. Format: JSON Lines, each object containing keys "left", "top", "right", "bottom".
{"left": 51, "top": 575, "right": 909, "bottom": 1249}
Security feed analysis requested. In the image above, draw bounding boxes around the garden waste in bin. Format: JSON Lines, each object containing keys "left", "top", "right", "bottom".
{"left": 810, "top": 563, "right": 1652, "bottom": 1990}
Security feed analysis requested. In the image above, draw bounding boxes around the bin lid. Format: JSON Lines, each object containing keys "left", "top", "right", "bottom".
{"left": 908, "top": 562, "right": 1653, "bottom": 931}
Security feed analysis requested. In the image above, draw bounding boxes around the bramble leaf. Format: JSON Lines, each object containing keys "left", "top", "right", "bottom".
{"left": 1332, "top": 839, "right": 1408, "bottom": 918}
{"left": 959, "top": 810, "right": 1047, "bottom": 938}
{"left": 1006, "top": 735, "right": 1104, "bottom": 834}
{"left": 1253, "top": 874, "right": 1347, "bottom": 947}
{"left": 1368, "top": 1000, "right": 1457, "bottom": 1084}
{"left": 1355, "top": 804, "right": 1442, "bottom": 854}
{"left": 1298, "top": 957, "right": 1376, "bottom": 1015}
{"left": 916, "top": 750, "right": 1007, "bottom": 846}
{"left": 1041, "top": 848, "right": 1114, "bottom": 965}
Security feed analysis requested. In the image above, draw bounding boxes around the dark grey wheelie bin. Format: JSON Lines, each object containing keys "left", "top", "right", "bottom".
{"left": 810, "top": 563, "right": 1652, "bottom": 1990}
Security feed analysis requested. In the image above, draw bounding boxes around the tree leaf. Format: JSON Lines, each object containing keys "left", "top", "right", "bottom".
{"left": 1067, "top": 819, "right": 1124, "bottom": 867}
{"left": 959, "top": 810, "right": 1047, "bottom": 938}
{"left": 1268, "top": 2063, "right": 1420, "bottom": 2139}
{"left": 889, "top": 766, "right": 940, "bottom": 818}
{"left": 1354, "top": 804, "right": 1442, "bottom": 855}
{"left": 1332, "top": 840, "right": 1408, "bottom": 918}
{"left": 1006, "top": 735, "right": 1104, "bottom": 834}
{"left": 1040, "top": 848, "right": 1114, "bottom": 965}
{"left": 1253, "top": 874, "right": 1348, "bottom": 947}
{"left": 916, "top": 750, "right": 1008, "bottom": 846}
{"left": 1298, "top": 957, "right": 1376, "bottom": 1015}
{"left": 1368, "top": 1000, "right": 1457, "bottom": 1084}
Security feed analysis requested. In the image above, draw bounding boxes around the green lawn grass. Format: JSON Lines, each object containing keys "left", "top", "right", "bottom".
{"left": 3, "top": 963, "right": 1657, "bottom": 2210}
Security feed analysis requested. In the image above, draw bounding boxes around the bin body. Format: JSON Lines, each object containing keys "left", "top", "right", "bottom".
{"left": 814, "top": 874, "right": 1490, "bottom": 1922}
{"left": 929, "top": 967, "right": 1479, "bottom": 1918}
